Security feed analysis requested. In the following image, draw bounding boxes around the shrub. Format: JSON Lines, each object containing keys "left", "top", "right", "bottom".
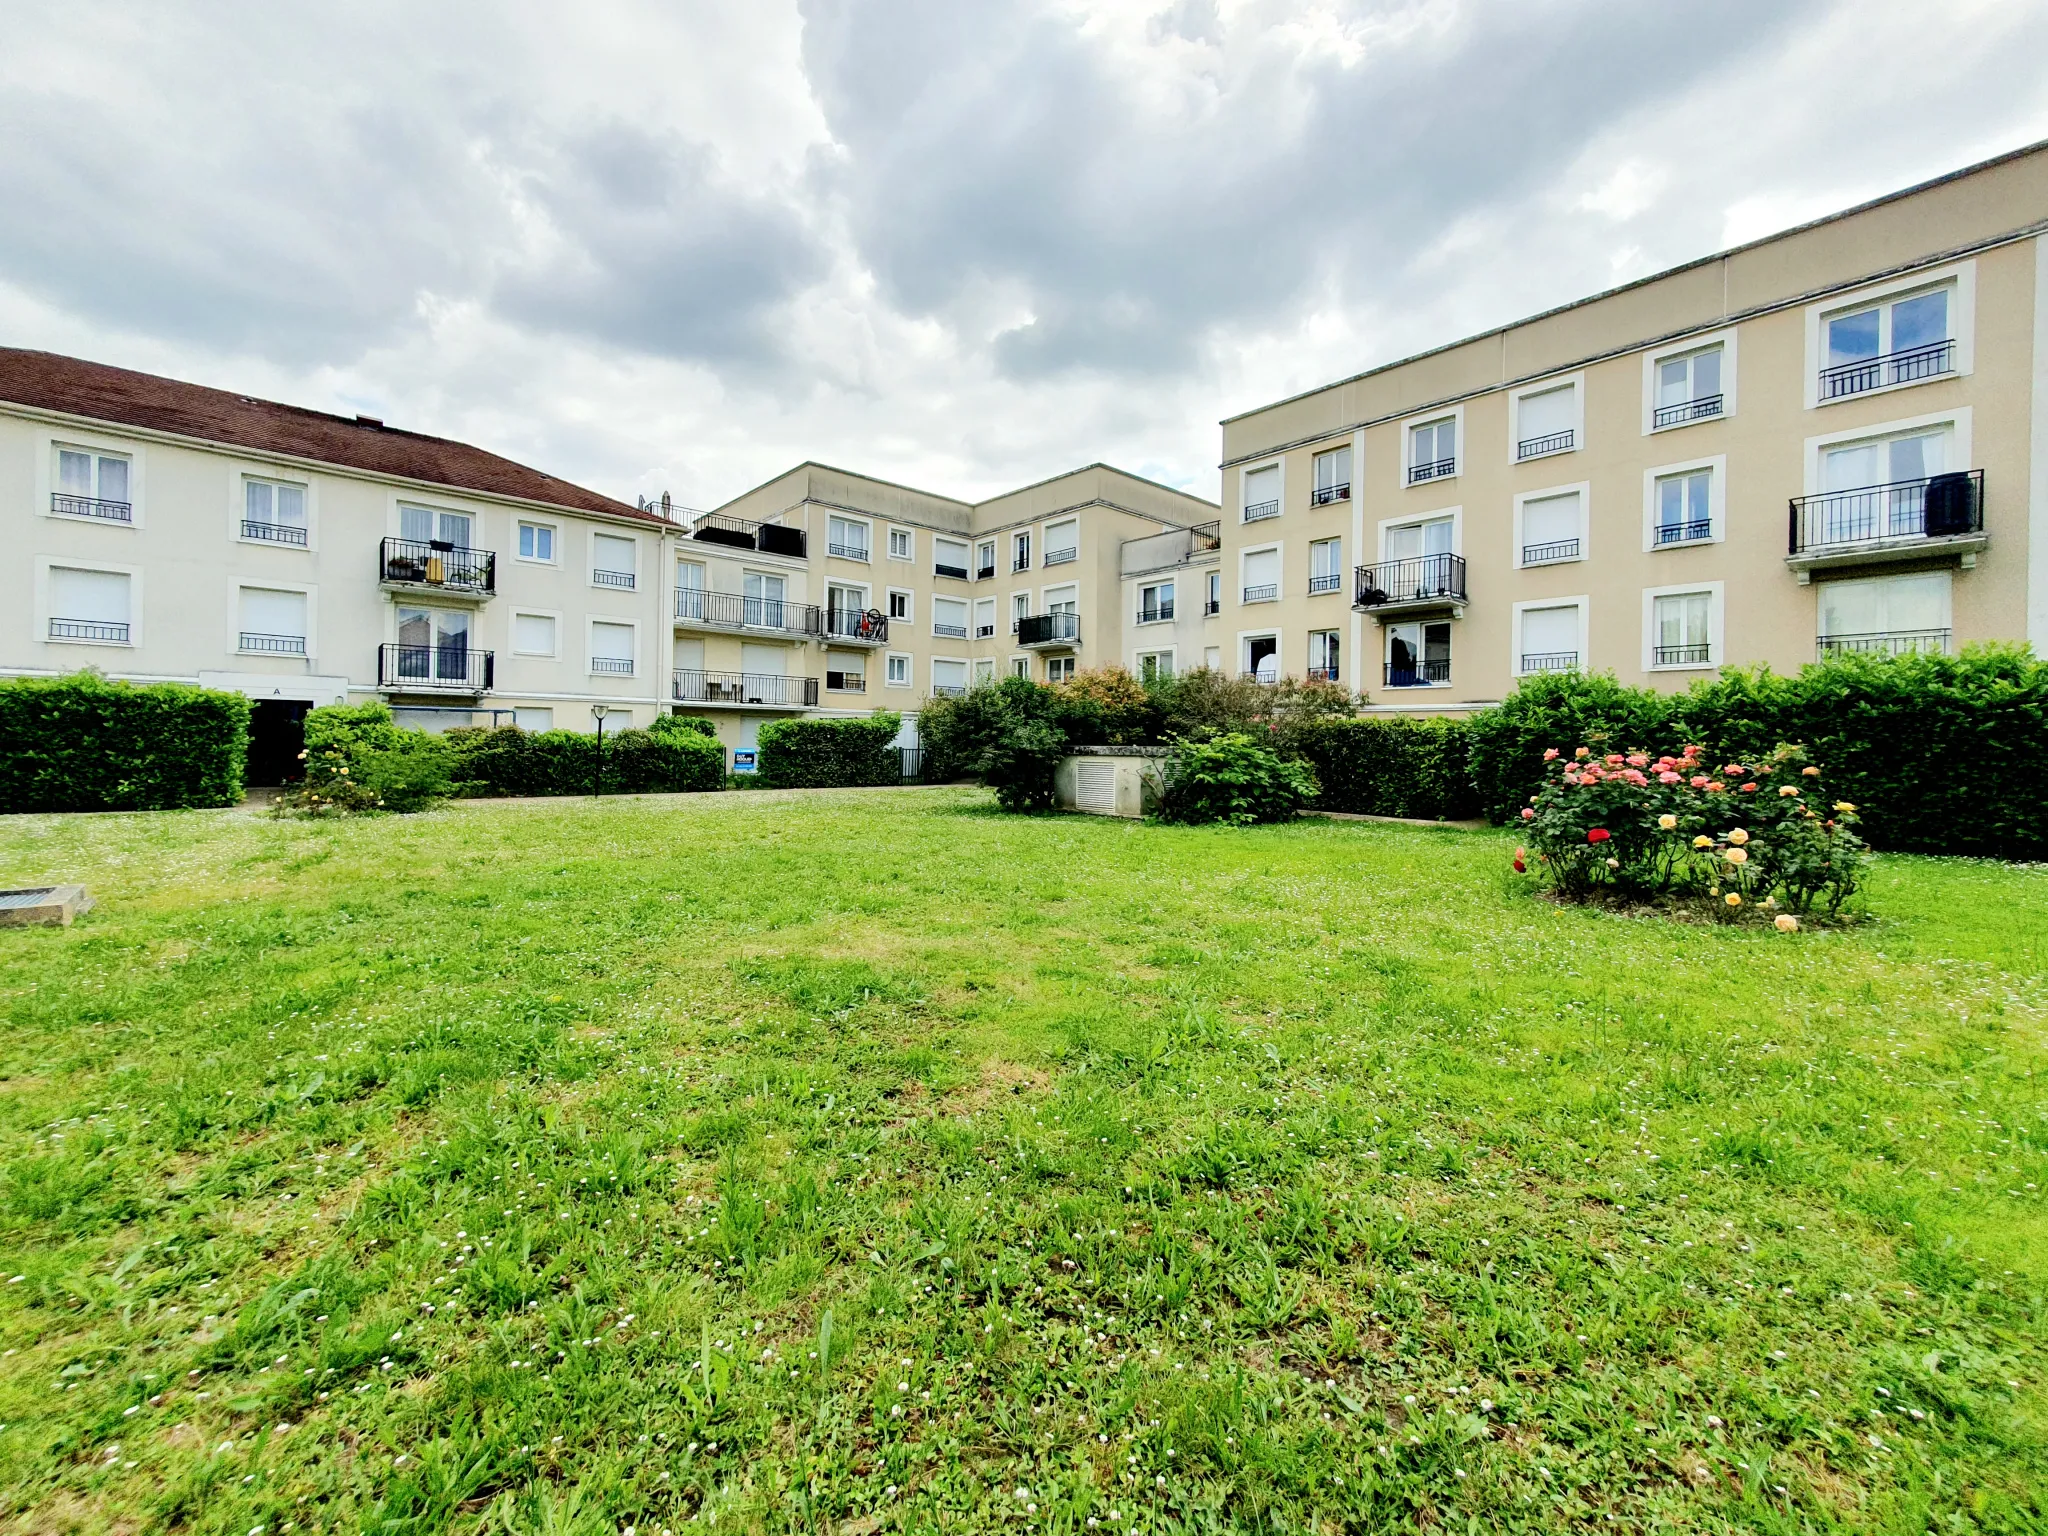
{"left": 281, "top": 703, "right": 450, "bottom": 815}
{"left": 916, "top": 677, "right": 1095, "bottom": 805}
{"left": 443, "top": 724, "right": 722, "bottom": 798}
{"left": 0, "top": 672, "right": 251, "bottom": 813}
{"left": 600, "top": 729, "right": 725, "bottom": 794}
{"left": 1148, "top": 668, "right": 1266, "bottom": 740}
{"left": 1155, "top": 733, "right": 1317, "bottom": 826}
{"left": 1465, "top": 671, "right": 1671, "bottom": 824}
{"left": 1292, "top": 717, "right": 1476, "bottom": 820}
{"left": 1054, "top": 667, "right": 1157, "bottom": 745}
{"left": 649, "top": 714, "right": 719, "bottom": 742}
{"left": 757, "top": 713, "right": 903, "bottom": 789}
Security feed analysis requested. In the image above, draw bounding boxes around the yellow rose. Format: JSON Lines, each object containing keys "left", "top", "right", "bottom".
{"left": 1724, "top": 847, "right": 1748, "bottom": 865}
{"left": 1834, "top": 801, "right": 1856, "bottom": 812}
{"left": 1692, "top": 835, "right": 1713, "bottom": 849}
{"left": 1778, "top": 786, "right": 1798, "bottom": 797}
{"left": 1725, "top": 893, "right": 1742, "bottom": 907}
{"left": 1658, "top": 814, "right": 1677, "bottom": 830}
{"left": 1774, "top": 914, "right": 1799, "bottom": 932}
{"left": 1728, "top": 827, "right": 1749, "bottom": 845}
{"left": 1801, "top": 766, "right": 1820, "bottom": 777}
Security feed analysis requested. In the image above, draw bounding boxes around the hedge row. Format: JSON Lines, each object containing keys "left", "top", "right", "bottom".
{"left": 445, "top": 718, "right": 723, "bottom": 797}
{"left": 0, "top": 673, "right": 250, "bottom": 813}
{"left": 756, "top": 713, "right": 903, "bottom": 789}
{"left": 1293, "top": 717, "right": 1477, "bottom": 821}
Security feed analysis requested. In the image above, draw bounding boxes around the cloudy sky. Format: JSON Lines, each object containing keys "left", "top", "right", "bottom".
{"left": 4, "top": 0, "right": 2046, "bottom": 511}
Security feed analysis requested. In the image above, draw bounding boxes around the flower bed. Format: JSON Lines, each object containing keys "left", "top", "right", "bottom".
{"left": 1513, "top": 742, "right": 1866, "bottom": 924}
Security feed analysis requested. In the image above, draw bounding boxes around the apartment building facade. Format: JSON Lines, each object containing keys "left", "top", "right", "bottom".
{"left": 1214, "top": 141, "right": 2048, "bottom": 707}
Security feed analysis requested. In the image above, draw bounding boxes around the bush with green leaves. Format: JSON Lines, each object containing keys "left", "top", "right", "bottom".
{"left": 0, "top": 671, "right": 251, "bottom": 813}
{"left": 1291, "top": 716, "right": 1475, "bottom": 820}
{"left": 916, "top": 676, "right": 1097, "bottom": 805}
{"left": 756, "top": 713, "right": 903, "bottom": 789}
{"left": 281, "top": 703, "right": 450, "bottom": 815}
{"left": 649, "top": 713, "right": 719, "bottom": 742}
{"left": 443, "top": 724, "right": 722, "bottom": 798}
{"left": 1154, "top": 732, "right": 1317, "bottom": 826}
{"left": 1464, "top": 670, "right": 1672, "bottom": 825}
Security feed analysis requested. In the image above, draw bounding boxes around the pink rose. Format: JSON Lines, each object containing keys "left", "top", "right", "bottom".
{"left": 1605, "top": 754, "right": 1624, "bottom": 767}
{"left": 1622, "top": 770, "right": 1648, "bottom": 786}
{"left": 1543, "top": 748, "right": 1560, "bottom": 762}
{"left": 1521, "top": 808, "right": 1535, "bottom": 820}
{"left": 1658, "top": 771, "right": 1681, "bottom": 784}
{"left": 1575, "top": 748, "right": 1590, "bottom": 760}
{"left": 1741, "top": 783, "right": 1760, "bottom": 793}
{"left": 1626, "top": 754, "right": 1648, "bottom": 768}
{"left": 1690, "top": 775, "right": 1710, "bottom": 788}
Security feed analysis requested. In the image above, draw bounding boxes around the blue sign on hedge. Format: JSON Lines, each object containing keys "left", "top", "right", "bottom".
{"left": 732, "top": 749, "right": 757, "bottom": 773}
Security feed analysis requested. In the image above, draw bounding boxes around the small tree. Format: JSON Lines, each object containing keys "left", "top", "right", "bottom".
{"left": 1054, "top": 666, "right": 1157, "bottom": 745}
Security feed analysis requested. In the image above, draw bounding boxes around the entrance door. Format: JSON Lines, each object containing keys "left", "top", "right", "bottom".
{"left": 246, "top": 699, "right": 311, "bottom": 786}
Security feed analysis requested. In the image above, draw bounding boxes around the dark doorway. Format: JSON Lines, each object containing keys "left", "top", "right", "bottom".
{"left": 246, "top": 700, "right": 311, "bottom": 786}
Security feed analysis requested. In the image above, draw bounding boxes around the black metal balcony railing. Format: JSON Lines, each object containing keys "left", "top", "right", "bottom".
{"left": 1655, "top": 518, "right": 1713, "bottom": 546}
{"left": 1353, "top": 552, "right": 1467, "bottom": 609}
{"left": 1517, "top": 429, "right": 1575, "bottom": 460}
{"left": 693, "top": 512, "right": 806, "bottom": 558}
{"left": 1012, "top": 554, "right": 1032, "bottom": 572}
{"left": 1138, "top": 604, "right": 1175, "bottom": 624}
{"left": 1408, "top": 457, "right": 1456, "bottom": 485}
{"left": 672, "top": 669, "right": 819, "bottom": 708}
{"left": 674, "top": 588, "right": 824, "bottom": 637}
{"left": 240, "top": 632, "right": 307, "bottom": 655}
{"left": 1017, "top": 612, "right": 1080, "bottom": 646}
{"left": 1243, "top": 499, "right": 1280, "bottom": 522}
{"left": 975, "top": 623, "right": 996, "bottom": 639}
{"left": 934, "top": 562, "right": 969, "bottom": 580}
{"left": 379, "top": 643, "right": 493, "bottom": 691}
{"left": 1043, "top": 547, "right": 1077, "bottom": 566}
{"left": 976, "top": 565, "right": 996, "bottom": 581}
{"left": 1241, "top": 583, "right": 1279, "bottom": 603}
{"left": 1384, "top": 658, "right": 1450, "bottom": 687}
{"left": 1654, "top": 643, "right": 1712, "bottom": 667}
{"left": 1305, "top": 665, "right": 1341, "bottom": 683}
{"left": 828, "top": 540, "right": 871, "bottom": 562}
{"left": 1308, "top": 572, "right": 1342, "bottom": 595}
{"left": 49, "top": 617, "right": 129, "bottom": 643}
{"left": 241, "top": 518, "right": 308, "bottom": 545}
{"left": 592, "top": 569, "right": 635, "bottom": 589}
{"left": 52, "top": 493, "right": 132, "bottom": 523}
{"left": 380, "top": 537, "right": 495, "bottom": 595}
{"left": 823, "top": 607, "right": 890, "bottom": 644}
{"left": 932, "top": 622, "right": 969, "bottom": 639}
{"left": 1203, "top": 598, "right": 1221, "bottom": 616}
{"left": 1818, "top": 629, "right": 1951, "bottom": 658}
{"left": 1653, "top": 394, "right": 1723, "bottom": 429}
{"left": 1820, "top": 338, "right": 1955, "bottom": 400}
{"left": 1788, "top": 470, "right": 1982, "bottom": 554}
{"left": 590, "top": 657, "right": 634, "bottom": 676}
{"left": 1520, "top": 651, "right": 1579, "bottom": 674}
{"left": 1310, "top": 483, "right": 1349, "bottom": 506}
{"left": 1522, "top": 538, "right": 1580, "bottom": 565}
{"left": 930, "top": 684, "right": 968, "bottom": 699}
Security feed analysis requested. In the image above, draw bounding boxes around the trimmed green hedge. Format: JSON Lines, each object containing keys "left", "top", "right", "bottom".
{"left": 756, "top": 713, "right": 903, "bottom": 789}
{"left": 1293, "top": 717, "right": 1478, "bottom": 821}
{"left": 444, "top": 725, "right": 723, "bottom": 797}
{"left": 0, "top": 672, "right": 251, "bottom": 813}
{"left": 651, "top": 714, "right": 719, "bottom": 741}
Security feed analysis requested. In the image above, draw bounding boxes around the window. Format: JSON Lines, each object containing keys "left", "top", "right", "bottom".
{"left": 1408, "top": 417, "right": 1456, "bottom": 483}
{"left": 1643, "top": 585, "right": 1721, "bottom": 670}
{"left": 933, "top": 596, "right": 969, "bottom": 639}
{"left": 1046, "top": 588, "right": 1078, "bottom": 619}
{"left": 592, "top": 533, "right": 636, "bottom": 589}
{"left": 935, "top": 538, "right": 969, "bottom": 579}
{"left": 1011, "top": 592, "right": 1031, "bottom": 632}
{"left": 1312, "top": 447, "right": 1350, "bottom": 505}
{"left": 48, "top": 566, "right": 132, "bottom": 644}
{"left": 513, "top": 707, "right": 553, "bottom": 731}
{"left": 243, "top": 478, "right": 308, "bottom": 545}
{"left": 885, "top": 652, "right": 911, "bottom": 688}
{"left": 237, "top": 587, "right": 307, "bottom": 656}
{"left": 1242, "top": 464, "right": 1280, "bottom": 522}
{"left": 745, "top": 571, "right": 789, "bottom": 629}
{"left": 974, "top": 597, "right": 996, "bottom": 639}
{"left": 513, "top": 612, "right": 558, "bottom": 656}
{"left": 1821, "top": 284, "right": 1954, "bottom": 399}
{"left": 826, "top": 665, "right": 867, "bottom": 693}
{"left": 1652, "top": 469, "right": 1713, "bottom": 546}
{"left": 1136, "top": 650, "right": 1174, "bottom": 682}
{"left": 1519, "top": 490, "right": 1583, "bottom": 566}
{"left": 1241, "top": 548, "right": 1280, "bottom": 603}
{"left": 517, "top": 521, "right": 556, "bottom": 562}
{"left": 828, "top": 516, "right": 870, "bottom": 560}
{"left": 394, "top": 606, "right": 472, "bottom": 684}
{"left": 974, "top": 658, "right": 996, "bottom": 684}
{"left": 1244, "top": 635, "right": 1279, "bottom": 682}
{"left": 1308, "top": 538, "right": 1342, "bottom": 594}
{"left": 1385, "top": 621, "right": 1450, "bottom": 686}
{"left": 1514, "top": 383, "right": 1577, "bottom": 460}
{"left": 1307, "top": 629, "right": 1340, "bottom": 682}
{"left": 1818, "top": 573, "right": 1951, "bottom": 657}
{"left": 1012, "top": 531, "right": 1032, "bottom": 571}
{"left": 1044, "top": 521, "right": 1078, "bottom": 564}
{"left": 1138, "top": 581, "right": 1175, "bottom": 624}
{"left": 932, "top": 658, "right": 970, "bottom": 696}
{"left": 1205, "top": 570, "right": 1221, "bottom": 615}
{"left": 1653, "top": 345, "right": 1725, "bottom": 428}
{"left": 674, "top": 560, "right": 706, "bottom": 622}
{"left": 1807, "top": 427, "right": 1957, "bottom": 545}
{"left": 976, "top": 540, "right": 996, "bottom": 580}
{"left": 400, "top": 505, "right": 470, "bottom": 547}
{"left": 1009, "top": 657, "right": 1031, "bottom": 679}
{"left": 1385, "top": 516, "right": 1454, "bottom": 562}
{"left": 590, "top": 621, "right": 635, "bottom": 676}
{"left": 54, "top": 447, "right": 132, "bottom": 522}
{"left": 887, "top": 589, "right": 912, "bottom": 621}
{"left": 1045, "top": 656, "right": 1076, "bottom": 684}
{"left": 1205, "top": 646, "right": 1221, "bottom": 671}
{"left": 1517, "top": 603, "right": 1582, "bottom": 675}
{"left": 888, "top": 527, "right": 913, "bottom": 561}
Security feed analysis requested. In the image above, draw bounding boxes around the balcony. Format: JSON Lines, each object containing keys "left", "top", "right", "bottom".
{"left": 239, "top": 632, "right": 307, "bottom": 656}
{"left": 1516, "top": 429, "right": 1575, "bottom": 460}
{"left": 1653, "top": 643, "right": 1712, "bottom": 667}
{"left": 675, "top": 588, "right": 824, "bottom": 639}
{"left": 49, "top": 617, "right": 128, "bottom": 644}
{"left": 694, "top": 512, "right": 807, "bottom": 558}
{"left": 1353, "top": 553, "right": 1467, "bottom": 616}
{"left": 1305, "top": 665, "right": 1341, "bottom": 682}
{"left": 378, "top": 643, "right": 492, "bottom": 693}
{"left": 52, "top": 492, "right": 132, "bottom": 523}
{"left": 1653, "top": 394, "right": 1723, "bottom": 429}
{"left": 1408, "top": 457, "right": 1455, "bottom": 485}
{"left": 1310, "top": 483, "right": 1349, "bottom": 506}
{"left": 672, "top": 669, "right": 818, "bottom": 709}
{"left": 379, "top": 537, "right": 495, "bottom": 597}
{"left": 1820, "top": 338, "right": 1955, "bottom": 401}
{"left": 1017, "top": 612, "right": 1080, "bottom": 648}
{"left": 1241, "top": 583, "right": 1278, "bottom": 604}
{"left": 1384, "top": 659, "right": 1450, "bottom": 687}
{"left": 1521, "top": 537, "right": 1581, "bottom": 566}
{"left": 823, "top": 607, "right": 890, "bottom": 646}
{"left": 1307, "top": 572, "right": 1342, "bottom": 595}
{"left": 1137, "top": 604, "right": 1175, "bottom": 625}
{"left": 1786, "top": 470, "right": 1985, "bottom": 579}
{"left": 1817, "top": 629, "right": 1950, "bottom": 659}
{"left": 592, "top": 568, "right": 636, "bottom": 590}
{"left": 1242, "top": 499, "right": 1280, "bottom": 523}
{"left": 1520, "top": 651, "right": 1579, "bottom": 674}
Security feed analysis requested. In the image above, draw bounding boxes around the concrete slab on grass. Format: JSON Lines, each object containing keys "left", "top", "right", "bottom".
{"left": 0, "top": 886, "right": 95, "bottom": 927}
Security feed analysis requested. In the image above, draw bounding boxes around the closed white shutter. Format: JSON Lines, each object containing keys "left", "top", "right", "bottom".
{"left": 238, "top": 587, "right": 306, "bottom": 637}
{"left": 933, "top": 659, "right": 968, "bottom": 689}
{"left": 1077, "top": 760, "right": 1116, "bottom": 813}
{"left": 740, "top": 642, "right": 786, "bottom": 674}
{"left": 593, "top": 534, "right": 635, "bottom": 576}
{"left": 1518, "top": 385, "right": 1574, "bottom": 440}
{"left": 514, "top": 613, "right": 556, "bottom": 654}
{"left": 51, "top": 567, "right": 129, "bottom": 622}
{"left": 591, "top": 622, "right": 634, "bottom": 662}
{"left": 1243, "top": 466, "right": 1279, "bottom": 514}
{"left": 1521, "top": 606, "right": 1578, "bottom": 654}
{"left": 1243, "top": 549, "right": 1279, "bottom": 586}
{"left": 1523, "top": 493, "right": 1580, "bottom": 547}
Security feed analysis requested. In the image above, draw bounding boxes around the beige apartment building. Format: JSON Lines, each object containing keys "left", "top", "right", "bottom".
{"left": 1215, "top": 140, "right": 2048, "bottom": 707}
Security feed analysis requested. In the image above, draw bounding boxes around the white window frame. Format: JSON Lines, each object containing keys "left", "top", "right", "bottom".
{"left": 1640, "top": 456, "right": 1726, "bottom": 552}
{"left": 1804, "top": 260, "right": 1974, "bottom": 410}
{"left": 1011, "top": 530, "right": 1033, "bottom": 572}
{"left": 884, "top": 651, "right": 912, "bottom": 689}
{"left": 930, "top": 655, "right": 972, "bottom": 693}
{"left": 1042, "top": 519, "right": 1080, "bottom": 564}
{"left": 1508, "top": 373, "right": 1584, "bottom": 463}
{"left": 886, "top": 586, "right": 914, "bottom": 622}
{"left": 1044, "top": 655, "right": 1077, "bottom": 684}
{"left": 1238, "top": 542, "right": 1283, "bottom": 605}
{"left": 232, "top": 466, "right": 317, "bottom": 550}
{"left": 1376, "top": 507, "right": 1462, "bottom": 561}
{"left": 973, "top": 595, "right": 998, "bottom": 640}
{"left": 233, "top": 581, "right": 317, "bottom": 658}
{"left": 973, "top": 657, "right": 997, "bottom": 683}
{"left": 1136, "top": 580, "right": 1176, "bottom": 625}
{"left": 1307, "top": 536, "right": 1344, "bottom": 595}
{"left": 1237, "top": 629, "right": 1282, "bottom": 679}
{"left": 1040, "top": 582, "right": 1080, "bottom": 613}
{"left": 1238, "top": 457, "right": 1284, "bottom": 523}
{"left": 975, "top": 539, "right": 997, "bottom": 578}
{"left": 1305, "top": 628, "right": 1341, "bottom": 679}
{"left": 511, "top": 608, "right": 563, "bottom": 659}
{"left": 1514, "top": 483, "right": 1590, "bottom": 569}
{"left": 36, "top": 556, "right": 142, "bottom": 648}
{"left": 1134, "top": 647, "right": 1176, "bottom": 681}
{"left": 1310, "top": 444, "right": 1352, "bottom": 505}
{"left": 825, "top": 656, "right": 869, "bottom": 694}
{"left": 1816, "top": 571, "right": 1954, "bottom": 649}
{"left": 1642, "top": 581, "right": 1725, "bottom": 673}
{"left": 516, "top": 519, "right": 560, "bottom": 566}
{"left": 1511, "top": 596, "right": 1589, "bottom": 678}
{"left": 1642, "top": 328, "right": 1738, "bottom": 435}
{"left": 1397, "top": 404, "right": 1464, "bottom": 489}
{"left": 589, "top": 531, "right": 639, "bottom": 590}
{"left": 585, "top": 616, "right": 640, "bottom": 678}
{"left": 934, "top": 536, "right": 972, "bottom": 578}
{"left": 40, "top": 429, "right": 146, "bottom": 529}
{"left": 887, "top": 526, "right": 914, "bottom": 562}
{"left": 1382, "top": 618, "right": 1454, "bottom": 689}
{"left": 827, "top": 514, "right": 873, "bottom": 562}
{"left": 1800, "top": 406, "right": 1973, "bottom": 495}
{"left": 1008, "top": 655, "right": 1031, "bottom": 678}
{"left": 931, "top": 594, "right": 970, "bottom": 639}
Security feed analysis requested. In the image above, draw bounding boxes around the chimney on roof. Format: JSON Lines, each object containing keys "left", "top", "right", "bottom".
{"left": 355, "top": 413, "right": 384, "bottom": 429}
{"left": 661, "top": 491, "right": 673, "bottom": 519}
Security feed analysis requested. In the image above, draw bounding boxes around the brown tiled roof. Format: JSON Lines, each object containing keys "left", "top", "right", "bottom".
{"left": 0, "top": 348, "right": 661, "bottom": 524}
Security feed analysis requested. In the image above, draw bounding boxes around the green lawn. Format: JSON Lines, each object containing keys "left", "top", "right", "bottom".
{"left": 0, "top": 788, "right": 2043, "bottom": 1535}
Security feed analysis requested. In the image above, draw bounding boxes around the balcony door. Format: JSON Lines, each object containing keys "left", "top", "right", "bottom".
{"left": 1823, "top": 429, "right": 1946, "bottom": 540}
{"left": 397, "top": 606, "right": 470, "bottom": 682}
{"left": 1386, "top": 620, "right": 1449, "bottom": 686}
{"left": 401, "top": 506, "right": 470, "bottom": 548}
{"left": 743, "top": 571, "right": 786, "bottom": 629}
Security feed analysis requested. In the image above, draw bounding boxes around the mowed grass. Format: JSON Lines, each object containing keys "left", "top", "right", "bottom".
{"left": 0, "top": 788, "right": 2043, "bottom": 1536}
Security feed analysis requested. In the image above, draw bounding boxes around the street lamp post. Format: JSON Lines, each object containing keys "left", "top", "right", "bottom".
{"left": 591, "top": 705, "right": 613, "bottom": 799}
